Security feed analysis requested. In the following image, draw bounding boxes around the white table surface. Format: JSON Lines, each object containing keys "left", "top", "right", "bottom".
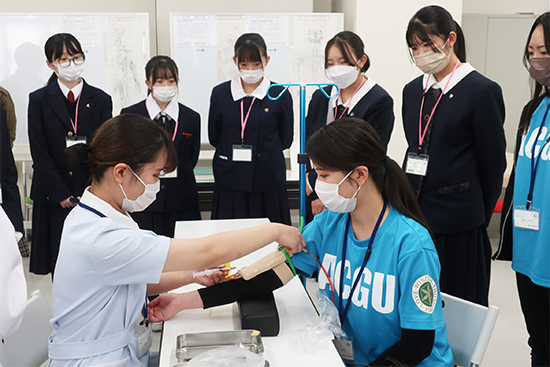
{"left": 159, "top": 218, "right": 344, "bottom": 367}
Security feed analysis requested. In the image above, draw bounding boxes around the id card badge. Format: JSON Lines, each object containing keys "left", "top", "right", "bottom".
{"left": 333, "top": 336, "right": 354, "bottom": 361}
{"left": 405, "top": 153, "right": 429, "bottom": 176}
{"left": 232, "top": 144, "right": 253, "bottom": 162}
{"left": 65, "top": 136, "right": 87, "bottom": 148}
{"left": 160, "top": 167, "right": 178, "bottom": 178}
{"left": 136, "top": 321, "right": 153, "bottom": 358}
{"left": 514, "top": 206, "right": 540, "bottom": 231}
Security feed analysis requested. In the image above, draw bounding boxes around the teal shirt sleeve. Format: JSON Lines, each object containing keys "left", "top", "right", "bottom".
{"left": 291, "top": 213, "right": 326, "bottom": 277}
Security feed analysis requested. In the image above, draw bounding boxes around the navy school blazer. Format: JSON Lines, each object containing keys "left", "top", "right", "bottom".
{"left": 120, "top": 101, "right": 200, "bottom": 212}
{"left": 0, "top": 105, "right": 23, "bottom": 233}
{"left": 208, "top": 81, "right": 293, "bottom": 193}
{"left": 402, "top": 71, "right": 506, "bottom": 234}
{"left": 28, "top": 79, "right": 112, "bottom": 205}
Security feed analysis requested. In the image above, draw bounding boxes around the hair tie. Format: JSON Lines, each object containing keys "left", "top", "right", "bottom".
{"left": 81, "top": 143, "right": 91, "bottom": 164}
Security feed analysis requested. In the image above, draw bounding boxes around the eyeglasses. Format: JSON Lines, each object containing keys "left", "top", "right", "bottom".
{"left": 54, "top": 54, "right": 85, "bottom": 68}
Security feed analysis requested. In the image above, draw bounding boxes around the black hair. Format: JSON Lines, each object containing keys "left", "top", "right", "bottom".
{"left": 306, "top": 118, "right": 430, "bottom": 232}
{"left": 64, "top": 113, "right": 178, "bottom": 181}
{"left": 234, "top": 33, "right": 267, "bottom": 65}
{"left": 145, "top": 55, "right": 179, "bottom": 95}
{"left": 520, "top": 12, "right": 550, "bottom": 135}
{"left": 325, "top": 31, "right": 371, "bottom": 73}
{"left": 45, "top": 33, "right": 83, "bottom": 85}
{"left": 406, "top": 5, "right": 466, "bottom": 62}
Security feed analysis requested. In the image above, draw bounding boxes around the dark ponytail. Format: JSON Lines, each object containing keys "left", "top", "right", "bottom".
{"left": 44, "top": 33, "right": 83, "bottom": 85}
{"left": 306, "top": 118, "right": 430, "bottom": 231}
{"left": 519, "top": 12, "right": 550, "bottom": 135}
{"left": 64, "top": 113, "right": 178, "bottom": 181}
{"left": 406, "top": 5, "right": 467, "bottom": 62}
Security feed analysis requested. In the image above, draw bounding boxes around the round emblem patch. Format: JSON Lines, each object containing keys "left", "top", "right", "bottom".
{"left": 412, "top": 275, "right": 437, "bottom": 314}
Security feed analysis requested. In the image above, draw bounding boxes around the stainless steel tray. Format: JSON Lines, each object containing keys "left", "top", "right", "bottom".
{"left": 176, "top": 330, "right": 264, "bottom": 362}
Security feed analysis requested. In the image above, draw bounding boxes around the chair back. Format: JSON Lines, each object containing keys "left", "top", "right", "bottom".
{"left": 0, "top": 290, "right": 53, "bottom": 367}
{"left": 441, "top": 292, "right": 499, "bottom": 367}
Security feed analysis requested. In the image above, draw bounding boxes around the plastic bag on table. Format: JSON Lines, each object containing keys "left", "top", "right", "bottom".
{"left": 293, "top": 290, "right": 347, "bottom": 354}
{"left": 185, "top": 345, "right": 265, "bottom": 367}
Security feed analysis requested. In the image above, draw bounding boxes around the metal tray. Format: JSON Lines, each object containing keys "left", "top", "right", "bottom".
{"left": 176, "top": 330, "right": 264, "bottom": 362}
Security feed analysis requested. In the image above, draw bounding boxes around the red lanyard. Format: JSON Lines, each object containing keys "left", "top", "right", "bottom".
{"left": 240, "top": 97, "right": 257, "bottom": 143}
{"left": 146, "top": 104, "right": 179, "bottom": 142}
{"left": 334, "top": 75, "right": 366, "bottom": 120}
{"left": 69, "top": 92, "right": 82, "bottom": 135}
{"left": 417, "top": 59, "right": 460, "bottom": 151}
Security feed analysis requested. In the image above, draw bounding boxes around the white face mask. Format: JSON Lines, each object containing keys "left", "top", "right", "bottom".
{"left": 239, "top": 69, "right": 264, "bottom": 84}
{"left": 326, "top": 65, "right": 360, "bottom": 89}
{"left": 56, "top": 62, "right": 85, "bottom": 82}
{"left": 413, "top": 41, "right": 452, "bottom": 75}
{"left": 119, "top": 166, "right": 160, "bottom": 213}
{"left": 315, "top": 170, "right": 361, "bottom": 213}
{"left": 153, "top": 86, "right": 178, "bottom": 103}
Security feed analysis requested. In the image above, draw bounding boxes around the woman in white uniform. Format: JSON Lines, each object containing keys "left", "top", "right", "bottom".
{"left": 49, "top": 113, "right": 305, "bottom": 367}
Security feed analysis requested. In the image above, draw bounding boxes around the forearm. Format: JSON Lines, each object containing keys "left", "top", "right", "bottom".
{"left": 147, "top": 271, "right": 194, "bottom": 296}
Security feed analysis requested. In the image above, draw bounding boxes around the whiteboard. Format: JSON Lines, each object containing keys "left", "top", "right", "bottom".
{"left": 0, "top": 13, "right": 150, "bottom": 146}
{"left": 170, "top": 13, "right": 344, "bottom": 169}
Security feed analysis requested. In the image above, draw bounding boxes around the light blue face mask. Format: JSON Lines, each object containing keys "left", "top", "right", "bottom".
{"left": 315, "top": 170, "right": 361, "bottom": 213}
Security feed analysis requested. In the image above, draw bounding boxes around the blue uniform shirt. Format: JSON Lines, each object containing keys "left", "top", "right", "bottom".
{"left": 513, "top": 96, "right": 550, "bottom": 288}
{"left": 292, "top": 206, "right": 454, "bottom": 366}
{"left": 49, "top": 188, "right": 171, "bottom": 366}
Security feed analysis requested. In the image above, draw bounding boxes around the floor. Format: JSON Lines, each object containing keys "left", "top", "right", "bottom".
{"left": 22, "top": 230, "right": 532, "bottom": 367}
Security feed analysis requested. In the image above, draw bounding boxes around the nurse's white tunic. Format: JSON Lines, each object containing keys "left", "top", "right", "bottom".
{"left": 49, "top": 188, "right": 170, "bottom": 367}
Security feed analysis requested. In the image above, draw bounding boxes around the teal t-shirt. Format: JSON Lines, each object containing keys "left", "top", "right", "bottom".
{"left": 512, "top": 96, "right": 550, "bottom": 288}
{"left": 292, "top": 206, "right": 454, "bottom": 366}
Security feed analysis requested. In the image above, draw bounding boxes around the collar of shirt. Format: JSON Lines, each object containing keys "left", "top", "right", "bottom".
{"left": 230, "top": 74, "right": 271, "bottom": 101}
{"left": 145, "top": 94, "right": 179, "bottom": 121}
{"left": 80, "top": 187, "right": 139, "bottom": 230}
{"left": 330, "top": 75, "right": 377, "bottom": 112}
{"left": 422, "top": 62, "right": 475, "bottom": 95}
{"left": 57, "top": 78, "right": 83, "bottom": 100}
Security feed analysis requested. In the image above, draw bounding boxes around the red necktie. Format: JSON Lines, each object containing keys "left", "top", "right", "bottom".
{"left": 68, "top": 90, "right": 75, "bottom": 103}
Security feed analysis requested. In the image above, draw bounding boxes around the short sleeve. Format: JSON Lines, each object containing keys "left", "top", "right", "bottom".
{"left": 90, "top": 223, "right": 171, "bottom": 286}
{"left": 397, "top": 233, "right": 445, "bottom": 331}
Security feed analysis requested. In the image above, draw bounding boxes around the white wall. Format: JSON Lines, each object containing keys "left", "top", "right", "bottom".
{"left": 463, "top": 0, "right": 549, "bottom": 14}
{"left": 353, "top": 0, "right": 463, "bottom": 163}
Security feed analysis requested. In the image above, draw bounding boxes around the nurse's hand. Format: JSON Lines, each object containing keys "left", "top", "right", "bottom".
{"left": 148, "top": 291, "right": 203, "bottom": 322}
{"left": 311, "top": 198, "right": 326, "bottom": 216}
{"left": 194, "top": 268, "right": 228, "bottom": 287}
{"left": 274, "top": 224, "right": 306, "bottom": 255}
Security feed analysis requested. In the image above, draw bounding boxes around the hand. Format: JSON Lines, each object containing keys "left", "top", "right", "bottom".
{"left": 147, "top": 293, "right": 184, "bottom": 322}
{"left": 311, "top": 199, "right": 326, "bottom": 216}
{"left": 60, "top": 197, "right": 77, "bottom": 208}
{"left": 274, "top": 224, "right": 306, "bottom": 255}
{"left": 193, "top": 267, "right": 228, "bottom": 287}
{"left": 305, "top": 173, "right": 312, "bottom": 196}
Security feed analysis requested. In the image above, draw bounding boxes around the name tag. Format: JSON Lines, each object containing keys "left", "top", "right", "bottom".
{"left": 137, "top": 321, "right": 152, "bottom": 358}
{"left": 233, "top": 144, "right": 253, "bottom": 162}
{"left": 514, "top": 207, "right": 540, "bottom": 231}
{"left": 65, "top": 136, "right": 87, "bottom": 148}
{"left": 405, "top": 153, "right": 429, "bottom": 176}
{"left": 333, "top": 336, "right": 354, "bottom": 361}
{"left": 160, "top": 167, "right": 178, "bottom": 178}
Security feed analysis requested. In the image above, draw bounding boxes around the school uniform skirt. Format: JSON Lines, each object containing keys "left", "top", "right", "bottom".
{"left": 131, "top": 205, "right": 201, "bottom": 238}
{"left": 211, "top": 185, "right": 291, "bottom": 225}
{"left": 433, "top": 224, "right": 492, "bottom": 306}
{"left": 29, "top": 202, "right": 73, "bottom": 275}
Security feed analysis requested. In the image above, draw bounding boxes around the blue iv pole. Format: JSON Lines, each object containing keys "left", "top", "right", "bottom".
{"left": 267, "top": 83, "right": 339, "bottom": 231}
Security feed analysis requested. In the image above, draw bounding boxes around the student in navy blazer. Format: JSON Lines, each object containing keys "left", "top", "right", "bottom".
{"left": 305, "top": 31, "right": 394, "bottom": 224}
{"left": 0, "top": 105, "right": 24, "bottom": 237}
{"left": 28, "top": 34, "right": 112, "bottom": 276}
{"left": 121, "top": 56, "right": 201, "bottom": 237}
{"left": 402, "top": 7, "right": 506, "bottom": 306}
{"left": 209, "top": 33, "right": 293, "bottom": 225}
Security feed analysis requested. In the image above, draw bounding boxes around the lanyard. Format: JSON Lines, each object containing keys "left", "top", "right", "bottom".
{"left": 417, "top": 59, "right": 460, "bottom": 151}
{"left": 69, "top": 92, "right": 82, "bottom": 136}
{"left": 146, "top": 104, "right": 179, "bottom": 142}
{"left": 338, "top": 200, "right": 387, "bottom": 324}
{"left": 334, "top": 75, "right": 366, "bottom": 120}
{"left": 240, "top": 97, "right": 257, "bottom": 143}
{"left": 527, "top": 101, "right": 550, "bottom": 209}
